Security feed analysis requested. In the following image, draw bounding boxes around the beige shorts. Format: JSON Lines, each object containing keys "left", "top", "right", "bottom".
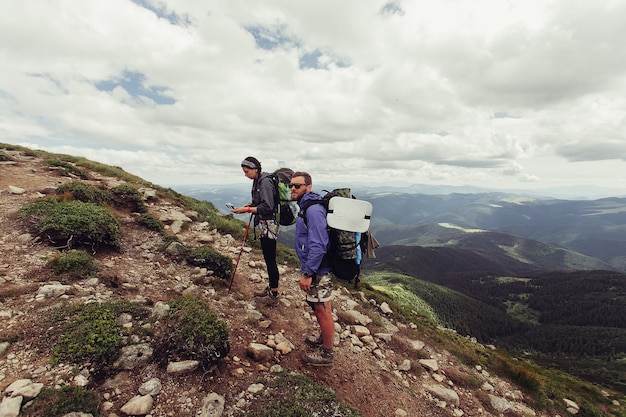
{"left": 305, "top": 274, "right": 333, "bottom": 304}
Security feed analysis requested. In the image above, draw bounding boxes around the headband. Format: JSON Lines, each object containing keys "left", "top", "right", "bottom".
{"left": 241, "top": 159, "right": 258, "bottom": 169}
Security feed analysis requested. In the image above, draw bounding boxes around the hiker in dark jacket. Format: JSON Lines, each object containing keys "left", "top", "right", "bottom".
{"left": 290, "top": 171, "right": 334, "bottom": 366}
{"left": 231, "top": 156, "right": 280, "bottom": 306}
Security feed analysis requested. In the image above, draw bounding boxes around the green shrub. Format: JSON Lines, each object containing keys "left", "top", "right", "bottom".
{"left": 245, "top": 372, "right": 361, "bottom": 417}
{"left": 46, "top": 158, "right": 89, "bottom": 179}
{"left": 112, "top": 183, "right": 147, "bottom": 213}
{"left": 0, "top": 151, "right": 13, "bottom": 161}
{"left": 155, "top": 296, "right": 230, "bottom": 368}
{"left": 22, "top": 386, "right": 100, "bottom": 417}
{"left": 51, "top": 300, "right": 149, "bottom": 367}
{"left": 184, "top": 245, "right": 232, "bottom": 279}
{"left": 48, "top": 249, "right": 97, "bottom": 282}
{"left": 55, "top": 181, "right": 112, "bottom": 205}
{"left": 138, "top": 212, "right": 164, "bottom": 232}
{"left": 20, "top": 199, "right": 121, "bottom": 250}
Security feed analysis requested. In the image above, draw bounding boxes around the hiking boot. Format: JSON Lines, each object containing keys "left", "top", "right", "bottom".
{"left": 263, "top": 294, "right": 280, "bottom": 307}
{"left": 302, "top": 348, "right": 334, "bottom": 367}
{"left": 304, "top": 334, "right": 323, "bottom": 347}
{"left": 254, "top": 287, "right": 270, "bottom": 297}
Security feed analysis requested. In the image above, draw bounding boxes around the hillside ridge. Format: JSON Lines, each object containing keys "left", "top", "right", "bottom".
{"left": 1, "top": 145, "right": 623, "bottom": 417}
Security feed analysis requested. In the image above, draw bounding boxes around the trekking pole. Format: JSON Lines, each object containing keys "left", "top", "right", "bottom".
{"left": 229, "top": 213, "right": 253, "bottom": 290}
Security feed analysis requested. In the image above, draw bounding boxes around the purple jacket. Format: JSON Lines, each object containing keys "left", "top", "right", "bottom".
{"left": 295, "top": 192, "right": 331, "bottom": 276}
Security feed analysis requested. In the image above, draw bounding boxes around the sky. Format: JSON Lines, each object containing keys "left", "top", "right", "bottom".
{"left": 2, "top": 0, "right": 626, "bottom": 197}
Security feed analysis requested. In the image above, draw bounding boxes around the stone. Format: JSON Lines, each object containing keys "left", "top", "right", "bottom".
{"left": 246, "top": 342, "right": 274, "bottom": 363}
{"left": 120, "top": 394, "right": 154, "bottom": 415}
{"left": 166, "top": 360, "right": 200, "bottom": 375}
{"left": 419, "top": 358, "right": 439, "bottom": 372}
{"left": 201, "top": 392, "right": 225, "bottom": 417}
{"left": 0, "top": 395, "right": 22, "bottom": 417}
{"left": 139, "top": 378, "right": 162, "bottom": 396}
{"left": 424, "top": 384, "right": 460, "bottom": 407}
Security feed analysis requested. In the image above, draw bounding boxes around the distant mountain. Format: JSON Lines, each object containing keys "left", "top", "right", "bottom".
{"left": 179, "top": 185, "right": 626, "bottom": 271}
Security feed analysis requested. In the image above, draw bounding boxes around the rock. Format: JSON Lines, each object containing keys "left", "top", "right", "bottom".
{"left": 379, "top": 302, "right": 393, "bottom": 314}
{"left": 114, "top": 344, "right": 154, "bottom": 370}
{"left": 564, "top": 398, "right": 580, "bottom": 414}
{"left": 352, "top": 325, "right": 370, "bottom": 337}
{"left": 343, "top": 310, "right": 372, "bottom": 325}
{"left": 166, "top": 360, "right": 200, "bottom": 375}
{"left": 5, "top": 378, "right": 43, "bottom": 400}
{"left": 138, "top": 378, "right": 162, "bottom": 396}
{"left": 424, "top": 384, "right": 460, "bottom": 407}
{"left": 419, "top": 358, "right": 439, "bottom": 372}
{"left": 8, "top": 185, "right": 25, "bottom": 194}
{"left": 398, "top": 359, "right": 411, "bottom": 371}
{"left": 120, "top": 394, "right": 154, "bottom": 415}
{"left": 37, "top": 283, "right": 72, "bottom": 298}
{"left": 246, "top": 342, "right": 274, "bottom": 363}
{"left": 407, "top": 338, "right": 425, "bottom": 351}
{"left": 201, "top": 392, "right": 225, "bottom": 417}
{"left": 0, "top": 395, "right": 22, "bottom": 417}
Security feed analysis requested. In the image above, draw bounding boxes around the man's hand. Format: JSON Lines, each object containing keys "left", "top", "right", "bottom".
{"left": 299, "top": 276, "right": 313, "bottom": 292}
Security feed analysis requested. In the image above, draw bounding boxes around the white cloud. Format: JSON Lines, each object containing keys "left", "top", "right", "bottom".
{"left": 1, "top": 0, "right": 626, "bottom": 197}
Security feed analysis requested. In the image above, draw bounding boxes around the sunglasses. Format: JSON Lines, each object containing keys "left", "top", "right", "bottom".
{"left": 288, "top": 183, "right": 307, "bottom": 189}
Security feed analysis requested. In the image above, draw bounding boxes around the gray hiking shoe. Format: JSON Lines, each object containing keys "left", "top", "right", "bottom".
{"left": 263, "top": 294, "right": 279, "bottom": 307}
{"left": 304, "top": 334, "right": 323, "bottom": 347}
{"left": 302, "top": 348, "right": 334, "bottom": 367}
{"left": 254, "top": 287, "right": 270, "bottom": 297}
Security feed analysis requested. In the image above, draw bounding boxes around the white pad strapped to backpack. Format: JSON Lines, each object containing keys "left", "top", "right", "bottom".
{"left": 326, "top": 196, "right": 373, "bottom": 233}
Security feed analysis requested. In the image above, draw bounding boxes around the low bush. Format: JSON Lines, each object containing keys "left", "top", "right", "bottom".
{"left": 138, "top": 212, "right": 164, "bottom": 232}
{"left": 245, "top": 372, "right": 361, "bottom": 417}
{"left": 112, "top": 183, "right": 147, "bottom": 213}
{"left": 50, "top": 300, "right": 149, "bottom": 368}
{"left": 23, "top": 386, "right": 100, "bottom": 417}
{"left": 20, "top": 199, "right": 121, "bottom": 250}
{"left": 0, "top": 151, "right": 13, "bottom": 161}
{"left": 55, "top": 181, "right": 112, "bottom": 205}
{"left": 154, "top": 296, "right": 230, "bottom": 369}
{"left": 184, "top": 245, "right": 232, "bottom": 279}
{"left": 45, "top": 158, "right": 89, "bottom": 179}
{"left": 48, "top": 249, "right": 97, "bottom": 282}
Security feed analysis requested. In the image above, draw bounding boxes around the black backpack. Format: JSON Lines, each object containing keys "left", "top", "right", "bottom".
{"left": 300, "top": 188, "right": 371, "bottom": 288}
{"left": 270, "top": 168, "right": 299, "bottom": 226}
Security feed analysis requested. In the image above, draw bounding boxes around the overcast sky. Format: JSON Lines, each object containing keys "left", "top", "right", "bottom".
{"left": 2, "top": 0, "right": 626, "bottom": 197}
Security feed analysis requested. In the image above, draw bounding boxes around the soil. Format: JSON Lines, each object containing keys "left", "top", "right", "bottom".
{"left": 0, "top": 150, "right": 538, "bottom": 417}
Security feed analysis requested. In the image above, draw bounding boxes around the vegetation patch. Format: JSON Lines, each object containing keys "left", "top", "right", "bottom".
{"left": 184, "top": 244, "right": 232, "bottom": 278}
{"left": 112, "top": 183, "right": 147, "bottom": 213}
{"left": 22, "top": 386, "right": 100, "bottom": 417}
{"left": 154, "top": 296, "right": 230, "bottom": 369}
{"left": 47, "top": 249, "right": 97, "bottom": 282}
{"left": 49, "top": 300, "right": 150, "bottom": 369}
{"left": 45, "top": 158, "right": 89, "bottom": 179}
{"left": 55, "top": 181, "right": 113, "bottom": 205}
{"left": 0, "top": 150, "right": 13, "bottom": 161}
{"left": 20, "top": 199, "right": 121, "bottom": 251}
{"left": 245, "top": 372, "right": 361, "bottom": 417}
{"left": 138, "top": 212, "right": 165, "bottom": 232}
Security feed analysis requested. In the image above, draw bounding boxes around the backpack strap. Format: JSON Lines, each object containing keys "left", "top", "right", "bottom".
{"left": 299, "top": 199, "right": 324, "bottom": 227}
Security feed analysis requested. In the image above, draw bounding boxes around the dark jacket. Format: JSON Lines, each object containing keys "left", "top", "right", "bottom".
{"left": 295, "top": 192, "right": 331, "bottom": 276}
{"left": 251, "top": 172, "right": 276, "bottom": 225}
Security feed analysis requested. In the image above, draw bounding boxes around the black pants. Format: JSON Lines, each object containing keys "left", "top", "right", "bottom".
{"left": 260, "top": 237, "right": 279, "bottom": 289}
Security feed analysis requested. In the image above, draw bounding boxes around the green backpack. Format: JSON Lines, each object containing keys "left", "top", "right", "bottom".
{"left": 271, "top": 168, "right": 298, "bottom": 226}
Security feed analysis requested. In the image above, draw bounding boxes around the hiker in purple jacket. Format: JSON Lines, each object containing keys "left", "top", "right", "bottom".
{"left": 290, "top": 171, "right": 334, "bottom": 367}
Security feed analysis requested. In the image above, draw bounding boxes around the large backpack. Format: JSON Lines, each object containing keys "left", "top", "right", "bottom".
{"left": 270, "top": 168, "right": 299, "bottom": 226}
{"left": 300, "top": 188, "right": 373, "bottom": 288}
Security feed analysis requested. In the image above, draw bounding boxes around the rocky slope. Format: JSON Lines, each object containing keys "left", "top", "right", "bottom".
{"left": 0, "top": 148, "right": 621, "bottom": 417}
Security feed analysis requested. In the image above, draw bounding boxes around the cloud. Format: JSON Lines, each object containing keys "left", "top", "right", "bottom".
{"left": 1, "top": 0, "right": 625, "bottom": 196}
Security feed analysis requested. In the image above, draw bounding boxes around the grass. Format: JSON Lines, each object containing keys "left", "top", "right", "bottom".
{"left": 245, "top": 372, "right": 361, "bottom": 417}
{"left": 23, "top": 386, "right": 100, "bottom": 417}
